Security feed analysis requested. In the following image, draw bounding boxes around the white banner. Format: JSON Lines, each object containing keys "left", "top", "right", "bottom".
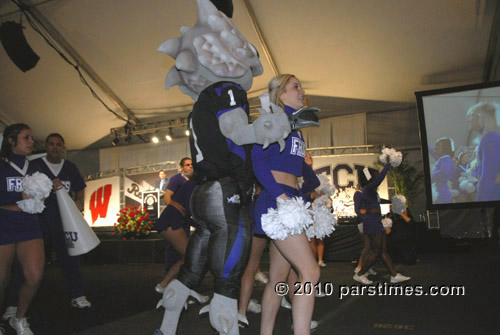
{"left": 83, "top": 176, "right": 120, "bottom": 227}
{"left": 124, "top": 176, "right": 143, "bottom": 203}
{"left": 312, "top": 154, "right": 389, "bottom": 218}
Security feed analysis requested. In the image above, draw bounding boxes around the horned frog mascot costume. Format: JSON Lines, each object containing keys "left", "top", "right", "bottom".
{"left": 154, "top": 0, "right": 290, "bottom": 334}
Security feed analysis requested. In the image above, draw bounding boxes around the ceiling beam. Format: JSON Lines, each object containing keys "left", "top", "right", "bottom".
{"left": 241, "top": 0, "right": 280, "bottom": 76}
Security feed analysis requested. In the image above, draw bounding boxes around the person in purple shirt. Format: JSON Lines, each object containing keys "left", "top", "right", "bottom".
{"left": 467, "top": 102, "right": 500, "bottom": 201}
{"left": 253, "top": 74, "right": 320, "bottom": 335}
{"left": 34, "top": 133, "right": 89, "bottom": 308}
{"left": 163, "top": 157, "right": 193, "bottom": 206}
{"left": 353, "top": 185, "right": 375, "bottom": 276}
{"left": 4, "top": 133, "right": 91, "bottom": 320}
{"left": 429, "top": 137, "right": 455, "bottom": 204}
{"left": 352, "top": 163, "right": 411, "bottom": 285}
{"left": 0, "top": 124, "right": 44, "bottom": 335}
{"left": 153, "top": 179, "right": 208, "bottom": 305}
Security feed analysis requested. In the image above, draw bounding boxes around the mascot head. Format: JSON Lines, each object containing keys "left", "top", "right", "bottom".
{"left": 158, "top": 0, "right": 263, "bottom": 100}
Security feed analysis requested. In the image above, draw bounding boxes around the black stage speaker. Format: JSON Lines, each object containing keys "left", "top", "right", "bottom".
{"left": 0, "top": 21, "right": 39, "bottom": 72}
{"left": 210, "top": 0, "right": 233, "bottom": 17}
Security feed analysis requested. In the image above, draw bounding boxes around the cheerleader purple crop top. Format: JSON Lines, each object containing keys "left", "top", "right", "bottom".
{"left": 252, "top": 105, "right": 313, "bottom": 198}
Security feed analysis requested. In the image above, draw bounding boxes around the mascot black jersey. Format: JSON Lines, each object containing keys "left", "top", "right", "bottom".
{"left": 189, "top": 81, "right": 253, "bottom": 187}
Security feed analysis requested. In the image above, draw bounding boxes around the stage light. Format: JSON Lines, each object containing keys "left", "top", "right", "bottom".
{"left": 152, "top": 135, "right": 159, "bottom": 143}
{"left": 185, "top": 129, "right": 190, "bottom": 136}
{"left": 111, "top": 137, "right": 119, "bottom": 147}
{"left": 166, "top": 128, "right": 173, "bottom": 141}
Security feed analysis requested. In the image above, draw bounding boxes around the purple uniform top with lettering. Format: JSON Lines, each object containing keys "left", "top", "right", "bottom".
{"left": 32, "top": 157, "right": 86, "bottom": 214}
{"left": 0, "top": 153, "right": 42, "bottom": 245}
{"left": 252, "top": 106, "right": 311, "bottom": 199}
{"left": 252, "top": 105, "right": 320, "bottom": 236}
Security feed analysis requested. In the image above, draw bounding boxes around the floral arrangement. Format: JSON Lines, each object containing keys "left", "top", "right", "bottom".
{"left": 113, "top": 205, "right": 153, "bottom": 239}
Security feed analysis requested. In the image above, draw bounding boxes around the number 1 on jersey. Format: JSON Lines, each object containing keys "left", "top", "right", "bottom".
{"left": 228, "top": 89, "right": 236, "bottom": 106}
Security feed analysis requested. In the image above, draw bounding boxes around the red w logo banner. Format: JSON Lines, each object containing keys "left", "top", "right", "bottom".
{"left": 89, "top": 184, "right": 112, "bottom": 224}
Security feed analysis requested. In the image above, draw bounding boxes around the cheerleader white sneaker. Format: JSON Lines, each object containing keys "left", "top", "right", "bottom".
{"left": 254, "top": 272, "right": 269, "bottom": 284}
{"left": 247, "top": 299, "right": 262, "bottom": 313}
{"left": 2, "top": 306, "right": 16, "bottom": 320}
{"left": 353, "top": 273, "right": 373, "bottom": 285}
{"left": 9, "top": 317, "right": 33, "bottom": 335}
{"left": 155, "top": 284, "right": 165, "bottom": 294}
{"left": 390, "top": 273, "right": 411, "bottom": 283}
{"left": 71, "top": 296, "right": 91, "bottom": 308}
{"left": 237, "top": 313, "right": 249, "bottom": 328}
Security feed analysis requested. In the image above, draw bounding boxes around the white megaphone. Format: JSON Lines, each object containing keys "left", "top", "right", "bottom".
{"left": 56, "top": 188, "right": 100, "bottom": 256}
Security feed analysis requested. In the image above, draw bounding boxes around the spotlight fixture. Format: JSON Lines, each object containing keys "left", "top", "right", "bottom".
{"left": 166, "top": 128, "right": 173, "bottom": 141}
{"left": 185, "top": 129, "right": 190, "bottom": 136}
{"left": 152, "top": 134, "right": 159, "bottom": 143}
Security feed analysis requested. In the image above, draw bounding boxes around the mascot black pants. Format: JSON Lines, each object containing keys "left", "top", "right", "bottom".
{"left": 178, "top": 176, "right": 252, "bottom": 298}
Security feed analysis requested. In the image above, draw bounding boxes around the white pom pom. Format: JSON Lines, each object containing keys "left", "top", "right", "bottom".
{"left": 315, "top": 174, "right": 335, "bottom": 196}
{"left": 380, "top": 148, "right": 403, "bottom": 167}
{"left": 22, "top": 172, "right": 52, "bottom": 200}
{"left": 459, "top": 180, "right": 475, "bottom": 193}
{"left": 307, "top": 195, "right": 336, "bottom": 240}
{"left": 17, "top": 198, "right": 46, "bottom": 214}
{"left": 391, "top": 195, "right": 406, "bottom": 214}
{"left": 261, "top": 197, "right": 313, "bottom": 240}
{"left": 382, "top": 217, "right": 393, "bottom": 228}
{"left": 458, "top": 173, "right": 477, "bottom": 194}
{"left": 261, "top": 208, "right": 289, "bottom": 240}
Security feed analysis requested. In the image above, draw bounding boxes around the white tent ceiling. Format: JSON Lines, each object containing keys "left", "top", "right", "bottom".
{"left": 0, "top": 0, "right": 498, "bottom": 150}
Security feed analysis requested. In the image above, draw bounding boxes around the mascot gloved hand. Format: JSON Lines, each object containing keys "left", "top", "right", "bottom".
{"left": 219, "top": 104, "right": 291, "bottom": 152}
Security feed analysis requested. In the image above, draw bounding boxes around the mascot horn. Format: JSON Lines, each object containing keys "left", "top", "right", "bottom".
{"left": 153, "top": 1, "right": 290, "bottom": 334}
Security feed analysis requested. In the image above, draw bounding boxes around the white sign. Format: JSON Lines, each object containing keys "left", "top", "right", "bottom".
{"left": 312, "top": 154, "right": 390, "bottom": 217}
{"left": 83, "top": 176, "right": 120, "bottom": 227}
{"left": 124, "top": 176, "right": 143, "bottom": 203}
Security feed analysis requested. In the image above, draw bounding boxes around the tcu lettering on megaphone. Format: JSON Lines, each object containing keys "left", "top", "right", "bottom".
{"left": 56, "top": 188, "right": 100, "bottom": 256}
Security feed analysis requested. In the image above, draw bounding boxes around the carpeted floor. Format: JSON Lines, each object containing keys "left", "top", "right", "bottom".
{"left": 1, "top": 238, "right": 499, "bottom": 335}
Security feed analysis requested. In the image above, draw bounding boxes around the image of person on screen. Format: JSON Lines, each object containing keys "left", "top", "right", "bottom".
{"left": 429, "top": 137, "right": 455, "bottom": 204}
{"left": 466, "top": 102, "right": 500, "bottom": 201}
{"left": 450, "top": 148, "right": 477, "bottom": 203}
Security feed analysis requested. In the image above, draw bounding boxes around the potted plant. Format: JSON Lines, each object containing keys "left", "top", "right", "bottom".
{"left": 379, "top": 158, "right": 424, "bottom": 206}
